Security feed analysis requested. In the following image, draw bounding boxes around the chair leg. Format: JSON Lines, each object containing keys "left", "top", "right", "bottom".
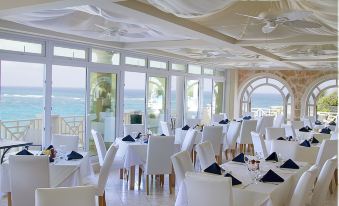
{"left": 7, "top": 192, "right": 11, "bottom": 206}
{"left": 138, "top": 167, "right": 142, "bottom": 188}
{"left": 146, "top": 175, "right": 150, "bottom": 195}
{"left": 169, "top": 173, "right": 174, "bottom": 194}
{"left": 120, "top": 169, "right": 123, "bottom": 179}
{"left": 193, "top": 151, "right": 197, "bottom": 166}
{"left": 98, "top": 195, "right": 104, "bottom": 206}
{"left": 224, "top": 150, "right": 228, "bottom": 160}
{"left": 103, "top": 191, "right": 106, "bottom": 206}
{"left": 335, "top": 169, "right": 338, "bottom": 185}
{"left": 231, "top": 149, "right": 235, "bottom": 159}
{"left": 160, "top": 175, "right": 164, "bottom": 187}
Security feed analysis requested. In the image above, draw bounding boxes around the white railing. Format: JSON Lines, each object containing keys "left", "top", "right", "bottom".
{"left": 251, "top": 107, "right": 283, "bottom": 117}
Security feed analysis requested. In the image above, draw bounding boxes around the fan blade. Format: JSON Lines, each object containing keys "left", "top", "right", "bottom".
{"left": 279, "top": 10, "right": 313, "bottom": 21}
{"left": 235, "top": 13, "right": 264, "bottom": 20}
{"left": 283, "top": 20, "right": 322, "bottom": 28}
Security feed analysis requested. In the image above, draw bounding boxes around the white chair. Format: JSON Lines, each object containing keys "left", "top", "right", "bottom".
{"left": 51, "top": 134, "right": 79, "bottom": 152}
{"left": 23, "top": 128, "right": 42, "bottom": 150}
{"left": 256, "top": 116, "right": 274, "bottom": 135}
{"left": 272, "top": 115, "right": 284, "bottom": 128}
{"left": 9, "top": 155, "right": 50, "bottom": 206}
{"left": 305, "top": 165, "right": 320, "bottom": 206}
{"left": 160, "top": 121, "right": 173, "bottom": 136}
{"left": 83, "top": 144, "right": 118, "bottom": 206}
{"left": 269, "top": 140, "right": 298, "bottom": 160}
{"left": 330, "top": 132, "right": 338, "bottom": 140}
{"left": 303, "top": 117, "right": 314, "bottom": 128}
{"left": 223, "top": 121, "right": 241, "bottom": 160}
{"left": 315, "top": 140, "right": 338, "bottom": 172}
{"left": 123, "top": 124, "right": 145, "bottom": 137}
{"left": 282, "top": 124, "right": 295, "bottom": 138}
{"left": 139, "top": 136, "right": 175, "bottom": 195}
{"left": 265, "top": 128, "right": 286, "bottom": 140}
{"left": 171, "top": 151, "right": 194, "bottom": 187}
{"left": 212, "top": 114, "right": 224, "bottom": 123}
{"left": 295, "top": 146, "right": 319, "bottom": 164}
{"left": 291, "top": 121, "right": 305, "bottom": 134}
{"left": 311, "top": 156, "right": 338, "bottom": 206}
{"left": 237, "top": 120, "right": 257, "bottom": 154}
{"left": 35, "top": 186, "right": 96, "bottom": 206}
{"left": 181, "top": 129, "right": 197, "bottom": 154}
{"left": 289, "top": 171, "right": 314, "bottom": 206}
{"left": 251, "top": 132, "right": 268, "bottom": 159}
{"left": 201, "top": 126, "right": 223, "bottom": 164}
{"left": 185, "top": 172, "right": 233, "bottom": 206}
{"left": 195, "top": 142, "right": 216, "bottom": 171}
{"left": 185, "top": 118, "right": 201, "bottom": 128}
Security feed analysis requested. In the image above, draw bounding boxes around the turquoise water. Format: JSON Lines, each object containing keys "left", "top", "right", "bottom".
{"left": 0, "top": 87, "right": 283, "bottom": 121}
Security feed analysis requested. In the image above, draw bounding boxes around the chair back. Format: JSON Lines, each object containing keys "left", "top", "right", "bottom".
{"left": 291, "top": 121, "right": 304, "bottom": 130}
{"left": 303, "top": 118, "right": 313, "bottom": 128}
{"left": 181, "top": 129, "right": 197, "bottom": 153}
{"left": 185, "top": 118, "right": 201, "bottom": 128}
{"left": 273, "top": 115, "right": 284, "bottom": 128}
{"left": 171, "top": 151, "right": 194, "bottom": 187}
{"left": 51, "top": 134, "right": 79, "bottom": 152}
{"left": 256, "top": 116, "right": 274, "bottom": 135}
{"left": 330, "top": 132, "right": 338, "bottom": 140}
{"left": 123, "top": 124, "right": 145, "bottom": 137}
{"left": 289, "top": 171, "right": 314, "bottom": 206}
{"left": 295, "top": 146, "right": 319, "bottom": 164}
{"left": 195, "top": 142, "right": 216, "bottom": 170}
{"left": 238, "top": 120, "right": 257, "bottom": 144}
{"left": 160, "top": 121, "right": 172, "bottom": 136}
{"left": 23, "top": 128, "right": 42, "bottom": 145}
{"left": 311, "top": 156, "right": 338, "bottom": 206}
{"left": 223, "top": 121, "right": 241, "bottom": 150}
{"left": 202, "top": 126, "right": 223, "bottom": 155}
{"left": 146, "top": 136, "right": 175, "bottom": 175}
{"left": 97, "top": 144, "right": 118, "bottom": 195}
{"left": 185, "top": 172, "right": 233, "bottom": 206}
{"left": 251, "top": 132, "right": 268, "bottom": 158}
{"left": 265, "top": 128, "right": 286, "bottom": 140}
{"left": 315, "top": 140, "right": 338, "bottom": 170}
{"left": 35, "top": 186, "right": 96, "bottom": 206}
{"left": 91, "top": 129, "right": 107, "bottom": 166}
{"left": 269, "top": 140, "right": 298, "bottom": 160}
{"left": 282, "top": 124, "right": 295, "bottom": 138}
{"left": 9, "top": 155, "right": 50, "bottom": 206}
{"left": 212, "top": 114, "right": 224, "bottom": 123}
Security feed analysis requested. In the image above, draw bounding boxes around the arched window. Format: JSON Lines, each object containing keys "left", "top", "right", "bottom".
{"left": 240, "top": 76, "right": 292, "bottom": 120}
{"left": 306, "top": 78, "right": 338, "bottom": 120}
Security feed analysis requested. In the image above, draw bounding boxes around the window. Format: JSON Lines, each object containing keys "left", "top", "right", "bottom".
{"left": 53, "top": 46, "right": 86, "bottom": 59}
{"left": 171, "top": 63, "right": 186, "bottom": 71}
{"left": 0, "top": 38, "right": 42, "bottom": 54}
{"left": 91, "top": 49, "right": 120, "bottom": 65}
{"left": 125, "top": 56, "right": 146, "bottom": 67}
{"left": 202, "top": 79, "right": 213, "bottom": 124}
{"left": 186, "top": 79, "right": 200, "bottom": 119}
{"left": 149, "top": 60, "right": 167, "bottom": 69}
{"left": 188, "top": 64, "right": 201, "bottom": 74}
{"left": 213, "top": 81, "right": 224, "bottom": 114}
{"left": 203, "top": 68, "right": 214, "bottom": 75}
{"left": 215, "top": 70, "right": 225, "bottom": 77}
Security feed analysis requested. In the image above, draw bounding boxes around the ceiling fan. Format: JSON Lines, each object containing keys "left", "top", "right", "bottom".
{"left": 237, "top": 10, "right": 322, "bottom": 33}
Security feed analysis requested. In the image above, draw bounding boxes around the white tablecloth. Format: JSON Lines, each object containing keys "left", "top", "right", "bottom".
{"left": 0, "top": 151, "right": 92, "bottom": 193}
{"left": 175, "top": 160, "right": 309, "bottom": 206}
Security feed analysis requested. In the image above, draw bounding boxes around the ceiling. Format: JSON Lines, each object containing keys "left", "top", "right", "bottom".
{"left": 0, "top": 0, "right": 337, "bottom": 70}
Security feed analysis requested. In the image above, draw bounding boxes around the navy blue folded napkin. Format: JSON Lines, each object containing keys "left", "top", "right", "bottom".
{"left": 299, "top": 127, "right": 310, "bottom": 132}
{"left": 315, "top": 120, "right": 322, "bottom": 125}
{"left": 305, "top": 126, "right": 312, "bottom": 131}
{"left": 224, "top": 173, "right": 242, "bottom": 186}
{"left": 237, "top": 120, "right": 243, "bottom": 123}
{"left": 144, "top": 140, "right": 148, "bottom": 144}
{"left": 232, "top": 153, "right": 245, "bottom": 163}
{"left": 135, "top": 132, "right": 142, "bottom": 139}
{"left": 265, "top": 152, "right": 279, "bottom": 162}
{"left": 310, "top": 137, "right": 319, "bottom": 144}
{"left": 219, "top": 120, "right": 226, "bottom": 124}
{"left": 280, "top": 159, "right": 299, "bottom": 169}
{"left": 329, "top": 121, "right": 336, "bottom": 126}
{"left": 67, "top": 151, "right": 83, "bottom": 160}
{"left": 16, "top": 149, "right": 33, "bottom": 155}
{"left": 320, "top": 127, "right": 331, "bottom": 134}
{"left": 276, "top": 137, "right": 286, "bottom": 140}
{"left": 182, "top": 125, "right": 190, "bottom": 130}
{"left": 287, "top": 136, "right": 293, "bottom": 141}
{"left": 300, "top": 140, "right": 311, "bottom": 147}
{"left": 46, "top": 145, "right": 54, "bottom": 150}
{"left": 243, "top": 116, "right": 251, "bottom": 120}
{"left": 160, "top": 133, "right": 166, "bottom": 136}
{"left": 122, "top": 135, "right": 135, "bottom": 142}
{"left": 204, "top": 162, "right": 222, "bottom": 175}
{"left": 260, "top": 169, "right": 284, "bottom": 183}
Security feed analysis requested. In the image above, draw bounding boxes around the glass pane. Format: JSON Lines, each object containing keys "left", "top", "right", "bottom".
{"left": 213, "top": 81, "right": 224, "bottom": 115}
{"left": 186, "top": 79, "right": 199, "bottom": 119}
{"left": 188, "top": 64, "right": 201, "bottom": 74}
{"left": 268, "top": 78, "right": 284, "bottom": 89}
{"left": 91, "top": 49, "right": 120, "bottom": 65}
{"left": 309, "top": 95, "right": 314, "bottom": 104}
{"left": 124, "top": 72, "right": 145, "bottom": 124}
{"left": 282, "top": 87, "right": 288, "bottom": 96}
{"left": 170, "top": 76, "right": 184, "bottom": 127}
{"left": 52, "top": 65, "right": 86, "bottom": 150}
{"left": 54, "top": 46, "right": 86, "bottom": 59}
{"left": 0, "top": 38, "right": 42, "bottom": 54}
{"left": 215, "top": 70, "right": 225, "bottom": 77}
{"left": 149, "top": 60, "right": 167, "bottom": 69}
{"left": 318, "top": 80, "right": 336, "bottom": 90}
{"left": 309, "top": 106, "right": 314, "bottom": 117}
{"left": 203, "top": 68, "right": 214, "bottom": 75}
{"left": 147, "top": 76, "right": 166, "bottom": 134}
{"left": 251, "top": 78, "right": 266, "bottom": 88}
{"left": 313, "top": 88, "right": 319, "bottom": 97}
{"left": 202, "top": 79, "right": 212, "bottom": 124}
{"left": 125, "top": 56, "right": 146, "bottom": 67}
{"left": 251, "top": 85, "right": 283, "bottom": 117}
{"left": 88, "top": 72, "right": 117, "bottom": 155}
{"left": 171, "top": 63, "right": 186, "bottom": 71}
{"left": 0, "top": 61, "right": 44, "bottom": 145}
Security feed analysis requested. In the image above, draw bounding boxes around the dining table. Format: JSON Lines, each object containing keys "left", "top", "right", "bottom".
{"left": 175, "top": 159, "right": 310, "bottom": 206}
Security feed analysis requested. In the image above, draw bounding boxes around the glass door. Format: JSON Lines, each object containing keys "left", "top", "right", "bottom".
{"left": 88, "top": 71, "right": 117, "bottom": 155}
{"left": 185, "top": 78, "right": 200, "bottom": 119}
{"left": 147, "top": 76, "right": 167, "bottom": 134}
{"left": 213, "top": 81, "right": 224, "bottom": 115}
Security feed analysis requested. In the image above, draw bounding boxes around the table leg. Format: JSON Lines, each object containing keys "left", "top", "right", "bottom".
{"left": 7, "top": 192, "right": 12, "bottom": 206}
{"left": 129, "top": 165, "right": 135, "bottom": 190}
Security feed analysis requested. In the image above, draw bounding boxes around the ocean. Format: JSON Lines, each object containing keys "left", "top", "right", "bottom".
{"left": 0, "top": 87, "right": 283, "bottom": 121}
